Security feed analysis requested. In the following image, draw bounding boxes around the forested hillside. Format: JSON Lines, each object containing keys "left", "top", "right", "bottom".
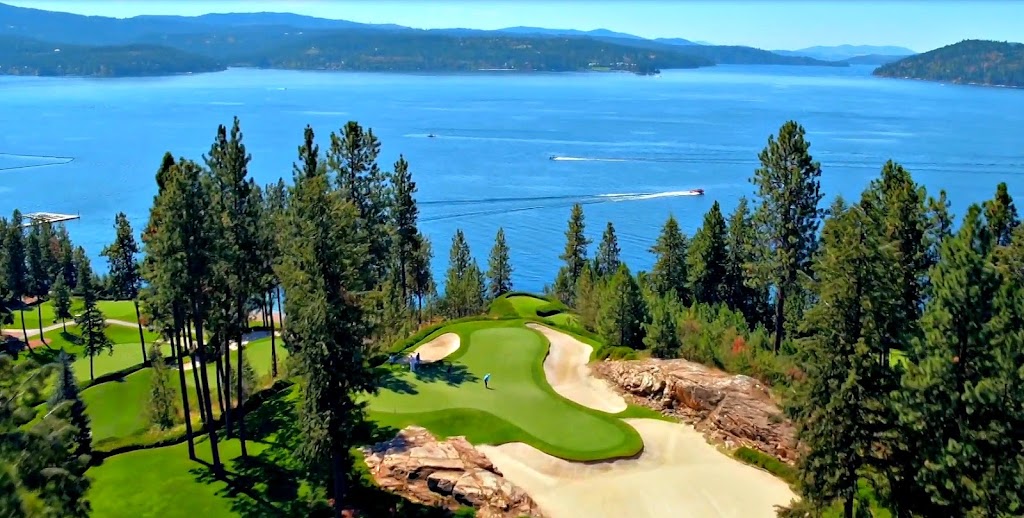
{"left": 874, "top": 39, "right": 1024, "bottom": 87}
{"left": 0, "top": 36, "right": 224, "bottom": 77}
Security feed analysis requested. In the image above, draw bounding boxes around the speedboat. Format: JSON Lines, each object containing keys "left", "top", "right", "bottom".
{"left": 693, "top": 188, "right": 705, "bottom": 195}
{"left": 427, "top": 133, "right": 437, "bottom": 138}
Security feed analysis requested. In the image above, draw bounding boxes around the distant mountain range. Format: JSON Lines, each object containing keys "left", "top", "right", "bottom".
{"left": 0, "top": 2, "right": 925, "bottom": 78}
{"left": 874, "top": 39, "right": 1024, "bottom": 88}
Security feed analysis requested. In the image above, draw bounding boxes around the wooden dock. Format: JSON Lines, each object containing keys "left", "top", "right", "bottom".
{"left": 22, "top": 212, "right": 80, "bottom": 227}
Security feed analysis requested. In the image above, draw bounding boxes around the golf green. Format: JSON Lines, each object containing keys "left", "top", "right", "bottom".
{"left": 368, "top": 321, "right": 642, "bottom": 461}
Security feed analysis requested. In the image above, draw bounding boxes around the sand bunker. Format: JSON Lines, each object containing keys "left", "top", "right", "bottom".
{"left": 480, "top": 418, "right": 796, "bottom": 518}
{"left": 526, "top": 323, "right": 627, "bottom": 414}
{"left": 411, "top": 333, "right": 461, "bottom": 363}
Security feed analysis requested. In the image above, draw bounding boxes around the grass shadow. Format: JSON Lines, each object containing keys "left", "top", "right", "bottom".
{"left": 411, "top": 361, "right": 478, "bottom": 388}
{"left": 375, "top": 366, "right": 419, "bottom": 395}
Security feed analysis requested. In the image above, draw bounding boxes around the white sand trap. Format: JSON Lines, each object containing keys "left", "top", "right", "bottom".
{"left": 480, "top": 418, "right": 796, "bottom": 518}
{"left": 411, "top": 333, "right": 460, "bottom": 363}
{"left": 526, "top": 323, "right": 627, "bottom": 414}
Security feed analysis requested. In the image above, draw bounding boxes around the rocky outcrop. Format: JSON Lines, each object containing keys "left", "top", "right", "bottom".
{"left": 593, "top": 359, "right": 797, "bottom": 463}
{"left": 361, "top": 427, "right": 543, "bottom": 518}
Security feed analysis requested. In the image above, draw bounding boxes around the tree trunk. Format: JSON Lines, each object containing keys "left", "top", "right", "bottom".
{"left": 269, "top": 290, "right": 278, "bottom": 378}
{"left": 186, "top": 329, "right": 207, "bottom": 425}
{"left": 37, "top": 304, "right": 45, "bottom": 345}
{"left": 331, "top": 447, "right": 347, "bottom": 518}
{"left": 89, "top": 353, "right": 94, "bottom": 381}
{"left": 844, "top": 492, "right": 854, "bottom": 518}
{"left": 61, "top": 317, "right": 66, "bottom": 333}
{"left": 215, "top": 343, "right": 227, "bottom": 417}
{"left": 173, "top": 322, "right": 196, "bottom": 460}
{"left": 193, "top": 314, "right": 222, "bottom": 473}
{"left": 20, "top": 308, "right": 28, "bottom": 344}
{"left": 262, "top": 299, "right": 269, "bottom": 328}
{"left": 222, "top": 332, "right": 232, "bottom": 438}
{"left": 772, "top": 284, "right": 786, "bottom": 355}
{"left": 134, "top": 300, "right": 147, "bottom": 363}
{"left": 275, "top": 286, "right": 284, "bottom": 328}
{"left": 236, "top": 327, "right": 247, "bottom": 457}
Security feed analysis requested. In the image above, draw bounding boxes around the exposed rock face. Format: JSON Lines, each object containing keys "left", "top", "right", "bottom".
{"left": 361, "top": 427, "right": 543, "bottom": 518}
{"left": 593, "top": 359, "right": 797, "bottom": 463}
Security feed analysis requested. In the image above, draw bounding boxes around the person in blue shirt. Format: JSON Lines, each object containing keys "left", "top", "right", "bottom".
{"left": 483, "top": 373, "right": 491, "bottom": 389}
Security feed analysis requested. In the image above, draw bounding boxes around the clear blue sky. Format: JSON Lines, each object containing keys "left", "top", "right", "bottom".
{"left": 8, "top": 0, "right": 1023, "bottom": 52}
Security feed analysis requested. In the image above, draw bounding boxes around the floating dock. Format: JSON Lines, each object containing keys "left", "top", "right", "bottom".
{"left": 22, "top": 212, "right": 80, "bottom": 227}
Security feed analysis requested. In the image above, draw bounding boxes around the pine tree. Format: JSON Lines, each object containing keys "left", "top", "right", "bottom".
{"left": 51, "top": 271, "right": 72, "bottom": 332}
{"left": 553, "top": 204, "right": 591, "bottom": 305}
{"left": 55, "top": 225, "right": 77, "bottom": 291}
{"left": 925, "top": 189, "right": 954, "bottom": 271}
{"left": 74, "top": 252, "right": 112, "bottom": 382}
{"left": 597, "top": 264, "right": 648, "bottom": 349}
{"left": 788, "top": 200, "right": 898, "bottom": 517}
{"left": 643, "top": 294, "right": 681, "bottom": 358}
{"left": 984, "top": 181, "right": 1019, "bottom": 247}
{"left": 649, "top": 214, "right": 690, "bottom": 304}
{"left": 146, "top": 344, "right": 178, "bottom": 430}
{"left": 487, "top": 227, "right": 513, "bottom": 299}
{"left": 593, "top": 221, "right": 621, "bottom": 278}
{"left": 751, "top": 121, "right": 823, "bottom": 353}
{"left": 409, "top": 232, "right": 434, "bottom": 321}
{"left": 101, "top": 212, "right": 148, "bottom": 363}
{"left": 573, "top": 263, "right": 601, "bottom": 331}
{"left": 724, "top": 197, "right": 768, "bottom": 325}
{"left": 443, "top": 230, "right": 484, "bottom": 318}
{"left": 5, "top": 210, "right": 28, "bottom": 343}
{"left": 26, "top": 222, "right": 50, "bottom": 341}
{"left": 892, "top": 205, "right": 1009, "bottom": 517}
{"left": 48, "top": 350, "right": 92, "bottom": 457}
{"left": 688, "top": 201, "right": 729, "bottom": 305}
{"left": 391, "top": 155, "right": 420, "bottom": 303}
{"left": 276, "top": 124, "right": 378, "bottom": 515}
{"left": 261, "top": 178, "right": 288, "bottom": 378}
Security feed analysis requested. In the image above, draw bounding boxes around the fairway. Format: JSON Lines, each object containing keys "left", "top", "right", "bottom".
{"left": 369, "top": 322, "right": 642, "bottom": 461}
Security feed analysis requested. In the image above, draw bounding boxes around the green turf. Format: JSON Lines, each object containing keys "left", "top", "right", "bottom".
{"left": 88, "top": 436, "right": 266, "bottom": 518}
{"left": 368, "top": 320, "right": 643, "bottom": 461}
{"left": 13, "top": 299, "right": 143, "bottom": 332}
{"left": 84, "top": 368, "right": 154, "bottom": 443}
{"left": 505, "top": 295, "right": 550, "bottom": 316}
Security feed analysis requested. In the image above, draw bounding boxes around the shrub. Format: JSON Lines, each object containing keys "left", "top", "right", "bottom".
{"left": 487, "top": 297, "right": 517, "bottom": 318}
{"left": 597, "top": 346, "right": 639, "bottom": 361}
{"left": 733, "top": 446, "right": 797, "bottom": 485}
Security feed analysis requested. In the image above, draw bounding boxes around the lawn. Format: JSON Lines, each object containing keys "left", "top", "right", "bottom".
{"left": 12, "top": 299, "right": 143, "bottom": 332}
{"left": 84, "top": 368, "right": 154, "bottom": 442}
{"left": 368, "top": 320, "right": 643, "bottom": 461}
{"left": 26, "top": 324, "right": 164, "bottom": 382}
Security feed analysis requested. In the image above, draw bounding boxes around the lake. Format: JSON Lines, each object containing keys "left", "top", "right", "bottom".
{"left": 1, "top": 65, "right": 1022, "bottom": 291}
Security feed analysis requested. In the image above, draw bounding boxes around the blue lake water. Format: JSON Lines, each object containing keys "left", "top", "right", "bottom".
{"left": 1, "top": 65, "right": 1022, "bottom": 291}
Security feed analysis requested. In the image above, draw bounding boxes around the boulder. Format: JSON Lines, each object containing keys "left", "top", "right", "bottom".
{"left": 362, "top": 427, "right": 543, "bottom": 518}
{"left": 593, "top": 359, "right": 797, "bottom": 462}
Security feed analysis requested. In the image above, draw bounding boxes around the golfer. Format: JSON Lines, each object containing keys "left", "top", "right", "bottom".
{"left": 483, "top": 373, "right": 491, "bottom": 389}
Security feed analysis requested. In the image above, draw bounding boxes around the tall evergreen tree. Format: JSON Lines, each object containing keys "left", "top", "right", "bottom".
{"left": 487, "top": 227, "right": 513, "bottom": 299}
{"left": 409, "top": 233, "right": 434, "bottom": 320}
{"left": 892, "top": 205, "right": 1011, "bottom": 517}
{"left": 688, "top": 201, "right": 730, "bottom": 306}
{"left": 51, "top": 271, "right": 72, "bottom": 332}
{"left": 593, "top": 221, "right": 621, "bottom": 278}
{"left": 276, "top": 124, "right": 378, "bottom": 516}
{"left": 649, "top": 214, "right": 690, "bottom": 304}
{"left": 573, "top": 263, "right": 601, "bottom": 331}
{"left": 390, "top": 155, "right": 420, "bottom": 303}
{"left": 5, "top": 210, "right": 28, "bottom": 342}
{"left": 73, "top": 251, "right": 111, "bottom": 382}
{"left": 643, "top": 293, "right": 681, "bottom": 358}
{"left": 261, "top": 178, "right": 288, "bottom": 377}
{"left": 984, "top": 181, "right": 1019, "bottom": 247}
{"left": 597, "top": 264, "right": 648, "bottom": 349}
{"left": 724, "top": 197, "right": 768, "bottom": 325}
{"left": 48, "top": 350, "right": 92, "bottom": 457}
{"left": 789, "top": 200, "right": 898, "bottom": 517}
{"left": 25, "top": 222, "right": 49, "bottom": 341}
{"left": 553, "top": 204, "right": 591, "bottom": 305}
{"left": 54, "top": 225, "right": 77, "bottom": 291}
{"left": 443, "top": 230, "right": 484, "bottom": 318}
{"left": 751, "top": 121, "right": 823, "bottom": 353}
{"left": 101, "top": 212, "right": 147, "bottom": 362}
{"left": 146, "top": 343, "right": 178, "bottom": 430}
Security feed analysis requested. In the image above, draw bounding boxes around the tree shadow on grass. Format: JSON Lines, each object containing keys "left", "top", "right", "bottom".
{"left": 412, "top": 361, "right": 478, "bottom": 388}
{"left": 375, "top": 366, "right": 419, "bottom": 395}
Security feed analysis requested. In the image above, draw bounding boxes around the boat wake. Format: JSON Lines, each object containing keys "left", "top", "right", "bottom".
{"left": 599, "top": 190, "right": 704, "bottom": 201}
{"left": 550, "top": 156, "right": 628, "bottom": 162}
{"left": 420, "top": 189, "right": 704, "bottom": 222}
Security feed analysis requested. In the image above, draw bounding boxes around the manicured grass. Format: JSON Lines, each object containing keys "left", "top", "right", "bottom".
{"left": 84, "top": 368, "right": 154, "bottom": 443}
{"left": 368, "top": 320, "right": 643, "bottom": 461}
{"left": 13, "top": 299, "right": 143, "bottom": 332}
{"left": 89, "top": 436, "right": 266, "bottom": 518}
{"left": 504, "top": 294, "right": 550, "bottom": 317}
{"left": 27, "top": 324, "right": 164, "bottom": 382}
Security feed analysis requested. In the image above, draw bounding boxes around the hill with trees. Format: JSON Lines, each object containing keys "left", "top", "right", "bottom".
{"left": 874, "top": 39, "right": 1024, "bottom": 87}
{"left": 0, "top": 35, "right": 224, "bottom": 77}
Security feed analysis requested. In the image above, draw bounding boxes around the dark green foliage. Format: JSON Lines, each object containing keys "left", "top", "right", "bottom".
{"left": 642, "top": 294, "right": 681, "bottom": 358}
{"left": 409, "top": 233, "right": 435, "bottom": 317}
{"left": 275, "top": 124, "right": 379, "bottom": 512}
{"left": 443, "top": 230, "right": 485, "bottom": 318}
{"left": 734, "top": 447, "right": 797, "bottom": 486}
{"left": 873, "top": 39, "right": 1024, "bottom": 87}
{"left": 55, "top": 225, "right": 77, "bottom": 291}
{"left": 51, "top": 271, "right": 72, "bottom": 331}
{"left": 724, "top": 197, "right": 769, "bottom": 325}
{"left": 751, "top": 120, "right": 823, "bottom": 353}
{"left": 74, "top": 252, "right": 112, "bottom": 381}
{"left": 25, "top": 222, "right": 48, "bottom": 299}
{"left": 597, "top": 264, "right": 648, "bottom": 349}
{"left": 649, "top": 214, "right": 689, "bottom": 304}
{"left": 486, "top": 228, "right": 513, "bottom": 299}
{"left": 391, "top": 155, "right": 421, "bottom": 303}
{"left": 2, "top": 353, "right": 91, "bottom": 517}
{"left": 554, "top": 204, "right": 591, "bottom": 305}
{"left": 983, "top": 181, "right": 1019, "bottom": 247}
{"left": 688, "top": 201, "right": 729, "bottom": 305}
{"left": 147, "top": 344, "right": 178, "bottom": 431}
{"left": 101, "top": 212, "right": 147, "bottom": 362}
{"left": 0, "top": 35, "right": 224, "bottom": 77}
{"left": 5, "top": 210, "right": 28, "bottom": 340}
{"left": 891, "top": 205, "right": 1018, "bottom": 517}
{"left": 48, "top": 350, "right": 92, "bottom": 457}
{"left": 593, "top": 221, "right": 621, "bottom": 278}
{"left": 573, "top": 264, "right": 601, "bottom": 331}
